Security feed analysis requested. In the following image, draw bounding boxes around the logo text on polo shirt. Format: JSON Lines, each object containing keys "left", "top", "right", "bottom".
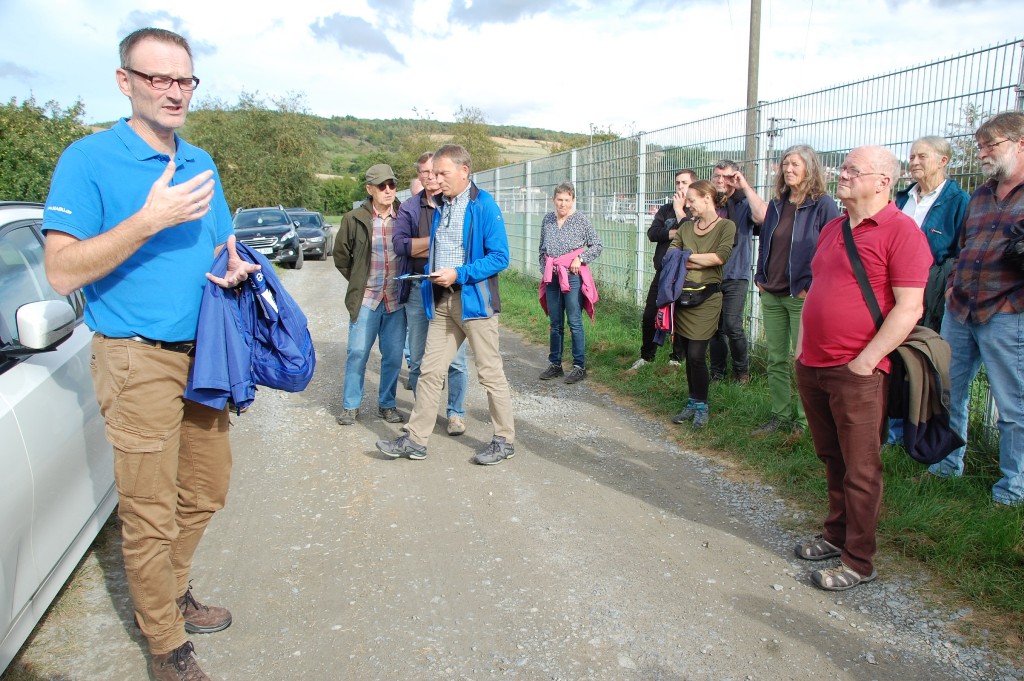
{"left": 47, "top": 206, "right": 73, "bottom": 215}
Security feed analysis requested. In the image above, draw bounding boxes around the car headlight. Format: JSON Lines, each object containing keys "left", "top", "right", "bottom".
{"left": 306, "top": 236, "right": 325, "bottom": 244}
{"left": 283, "top": 229, "right": 296, "bottom": 240}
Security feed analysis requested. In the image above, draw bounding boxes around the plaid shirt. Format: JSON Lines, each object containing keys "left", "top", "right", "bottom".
{"left": 947, "top": 179, "right": 1024, "bottom": 325}
{"left": 434, "top": 185, "right": 470, "bottom": 271}
{"left": 362, "top": 207, "right": 401, "bottom": 312}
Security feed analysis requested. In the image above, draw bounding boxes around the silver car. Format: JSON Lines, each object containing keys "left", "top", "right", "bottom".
{"left": 0, "top": 202, "right": 116, "bottom": 672}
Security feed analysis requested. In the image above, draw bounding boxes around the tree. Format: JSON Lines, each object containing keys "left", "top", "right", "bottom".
{"left": 0, "top": 96, "right": 90, "bottom": 202}
{"left": 183, "top": 92, "right": 321, "bottom": 210}
{"left": 946, "top": 102, "right": 990, "bottom": 195}
{"left": 450, "top": 106, "right": 502, "bottom": 172}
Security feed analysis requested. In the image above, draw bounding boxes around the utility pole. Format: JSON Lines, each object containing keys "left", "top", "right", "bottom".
{"left": 743, "top": 0, "right": 761, "bottom": 178}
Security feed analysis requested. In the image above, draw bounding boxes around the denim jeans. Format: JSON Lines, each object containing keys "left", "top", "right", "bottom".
{"left": 343, "top": 303, "right": 407, "bottom": 411}
{"left": 760, "top": 291, "right": 806, "bottom": 426}
{"left": 797, "top": 360, "right": 888, "bottom": 576}
{"left": 406, "top": 285, "right": 467, "bottom": 418}
{"left": 933, "top": 311, "right": 1024, "bottom": 505}
{"left": 710, "top": 278, "right": 750, "bottom": 377}
{"left": 546, "top": 275, "right": 586, "bottom": 368}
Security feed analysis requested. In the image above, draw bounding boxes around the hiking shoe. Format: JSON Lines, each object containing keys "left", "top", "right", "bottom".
{"left": 539, "top": 363, "right": 564, "bottom": 380}
{"left": 811, "top": 562, "right": 877, "bottom": 591}
{"left": 474, "top": 436, "right": 515, "bottom": 465}
{"left": 627, "top": 358, "right": 649, "bottom": 372}
{"left": 377, "top": 406, "right": 403, "bottom": 423}
{"left": 668, "top": 359, "right": 682, "bottom": 367}
{"left": 672, "top": 398, "right": 697, "bottom": 424}
{"left": 795, "top": 534, "right": 842, "bottom": 561}
{"left": 784, "top": 424, "right": 806, "bottom": 445}
{"left": 150, "top": 641, "right": 210, "bottom": 681}
{"left": 447, "top": 415, "right": 466, "bottom": 436}
{"left": 177, "top": 584, "right": 231, "bottom": 634}
{"left": 564, "top": 366, "right": 586, "bottom": 384}
{"left": 335, "top": 408, "right": 358, "bottom": 426}
{"left": 751, "top": 417, "right": 783, "bottom": 437}
{"left": 691, "top": 403, "right": 709, "bottom": 429}
{"left": 736, "top": 372, "right": 750, "bottom": 385}
{"left": 376, "top": 435, "right": 427, "bottom": 460}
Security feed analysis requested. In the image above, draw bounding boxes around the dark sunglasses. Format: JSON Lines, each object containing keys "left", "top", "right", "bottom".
{"left": 375, "top": 180, "right": 397, "bottom": 190}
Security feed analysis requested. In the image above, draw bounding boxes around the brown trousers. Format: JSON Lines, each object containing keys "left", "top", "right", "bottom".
{"left": 91, "top": 335, "right": 232, "bottom": 654}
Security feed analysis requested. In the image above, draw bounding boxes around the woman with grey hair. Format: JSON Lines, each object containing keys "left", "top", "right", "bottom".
{"left": 752, "top": 144, "right": 840, "bottom": 439}
{"left": 538, "top": 182, "right": 603, "bottom": 384}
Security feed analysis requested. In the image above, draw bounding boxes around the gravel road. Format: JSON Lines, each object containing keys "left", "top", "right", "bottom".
{"left": 6, "top": 258, "right": 1022, "bottom": 681}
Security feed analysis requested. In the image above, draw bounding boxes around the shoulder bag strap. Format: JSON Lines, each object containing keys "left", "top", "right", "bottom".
{"left": 841, "top": 218, "right": 885, "bottom": 332}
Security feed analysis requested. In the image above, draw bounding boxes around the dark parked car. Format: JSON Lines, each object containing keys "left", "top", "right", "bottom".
{"left": 286, "top": 210, "right": 334, "bottom": 261}
{"left": 232, "top": 207, "right": 303, "bottom": 269}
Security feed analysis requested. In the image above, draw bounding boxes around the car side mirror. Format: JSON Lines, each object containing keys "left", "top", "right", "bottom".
{"left": 12, "top": 300, "right": 76, "bottom": 352}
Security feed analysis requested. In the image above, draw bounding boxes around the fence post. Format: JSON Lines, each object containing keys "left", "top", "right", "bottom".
{"left": 635, "top": 133, "right": 647, "bottom": 307}
{"left": 525, "top": 161, "right": 533, "bottom": 277}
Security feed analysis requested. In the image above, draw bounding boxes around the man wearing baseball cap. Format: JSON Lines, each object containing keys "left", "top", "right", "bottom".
{"left": 333, "top": 163, "right": 408, "bottom": 425}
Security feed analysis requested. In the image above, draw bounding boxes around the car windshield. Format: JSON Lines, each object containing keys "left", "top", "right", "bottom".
{"left": 290, "top": 213, "right": 323, "bottom": 227}
{"left": 234, "top": 211, "right": 290, "bottom": 229}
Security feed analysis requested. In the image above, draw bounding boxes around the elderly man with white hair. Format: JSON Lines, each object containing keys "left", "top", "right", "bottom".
{"left": 793, "top": 146, "right": 932, "bottom": 591}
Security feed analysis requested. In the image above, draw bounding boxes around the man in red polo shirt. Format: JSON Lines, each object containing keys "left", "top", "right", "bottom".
{"left": 793, "top": 146, "right": 932, "bottom": 591}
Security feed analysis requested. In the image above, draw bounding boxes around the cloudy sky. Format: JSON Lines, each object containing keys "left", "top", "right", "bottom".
{"left": 2, "top": 0, "right": 1022, "bottom": 136}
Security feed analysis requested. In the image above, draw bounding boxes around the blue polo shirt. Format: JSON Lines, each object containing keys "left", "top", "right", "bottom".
{"left": 43, "top": 118, "right": 233, "bottom": 341}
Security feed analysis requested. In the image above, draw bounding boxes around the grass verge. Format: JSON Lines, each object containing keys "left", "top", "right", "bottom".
{"left": 498, "top": 269, "right": 1024, "bottom": 652}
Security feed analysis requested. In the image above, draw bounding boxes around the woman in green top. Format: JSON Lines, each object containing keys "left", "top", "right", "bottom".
{"left": 668, "top": 179, "right": 736, "bottom": 428}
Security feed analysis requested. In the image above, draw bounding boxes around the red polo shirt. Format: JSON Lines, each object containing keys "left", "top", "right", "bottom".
{"left": 800, "top": 202, "right": 931, "bottom": 372}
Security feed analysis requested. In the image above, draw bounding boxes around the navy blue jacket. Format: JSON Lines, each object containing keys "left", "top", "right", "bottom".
{"left": 894, "top": 179, "right": 969, "bottom": 264}
{"left": 754, "top": 194, "right": 840, "bottom": 297}
{"left": 186, "top": 243, "right": 316, "bottom": 411}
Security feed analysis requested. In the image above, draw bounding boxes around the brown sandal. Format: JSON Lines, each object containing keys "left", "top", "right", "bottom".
{"left": 794, "top": 535, "right": 842, "bottom": 561}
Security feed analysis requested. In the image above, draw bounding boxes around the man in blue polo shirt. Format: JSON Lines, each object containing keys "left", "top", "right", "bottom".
{"left": 42, "top": 27, "right": 257, "bottom": 681}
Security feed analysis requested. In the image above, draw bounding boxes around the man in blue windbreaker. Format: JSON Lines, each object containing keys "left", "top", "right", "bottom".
{"left": 42, "top": 27, "right": 257, "bottom": 681}
{"left": 376, "top": 144, "right": 517, "bottom": 465}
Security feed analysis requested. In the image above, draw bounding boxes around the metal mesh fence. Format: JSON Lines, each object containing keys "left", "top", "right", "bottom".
{"left": 472, "top": 38, "right": 1024, "bottom": 447}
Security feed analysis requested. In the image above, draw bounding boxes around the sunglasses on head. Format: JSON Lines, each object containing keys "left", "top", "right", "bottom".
{"left": 375, "top": 180, "right": 397, "bottom": 190}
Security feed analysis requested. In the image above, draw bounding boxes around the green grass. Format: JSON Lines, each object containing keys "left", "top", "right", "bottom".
{"left": 497, "top": 269, "right": 1024, "bottom": 645}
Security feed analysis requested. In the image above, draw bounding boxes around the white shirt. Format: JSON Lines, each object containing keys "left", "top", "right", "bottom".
{"left": 900, "top": 179, "right": 945, "bottom": 228}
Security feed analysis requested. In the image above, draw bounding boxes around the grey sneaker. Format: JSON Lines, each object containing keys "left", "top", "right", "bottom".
{"left": 375, "top": 435, "right": 427, "bottom": 460}
{"left": 377, "top": 406, "right": 403, "bottom": 423}
{"left": 692, "top": 403, "right": 709, "bottom": 429}
{"left": 751, "top": 417, "right": 783, "bottom": 437}
{"left": 539, "top": 363, "right": 564, "bottom": 380}
{"left": 627, "top": 358, "right": 649, "bottom": 372}
{"left": 447, "top": 415, "right": 466, "bottom": 436}
{"left": 336, "top": 408, "right": 358, "bottom": 426}
{"left": 668, "top": 359, "right": 682, "bottom": 367}
{"left": 672, "top": 398, "right": 696, "bottom": 424}
{"left": 474, "top": 436, "right": 515, "bottom": 465}
{"left": 564, "top": 366, "right": 586, "bottom": 384}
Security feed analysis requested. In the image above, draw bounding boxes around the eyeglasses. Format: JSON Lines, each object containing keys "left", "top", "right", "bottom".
{"left": 375, "top": 180, "right": 397, "bottom": 190}
{"left": 417, "top": 168, "right": 434, "bottom": 176}
{"left": 838, "top": 166, "right": 885, "bottom": 180}
{"left": 975, "top": 138, "right": 1012, "bottom": 153}
{"left": 124, "top": 67, "right": 200, "bottom": 92}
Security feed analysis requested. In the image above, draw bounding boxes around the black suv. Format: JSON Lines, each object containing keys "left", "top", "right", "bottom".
{"left": 232, "top": 207, "right": 303, "bottom": 269}
{"left": 286, "top": 209, "right": 334, "bottom": 261}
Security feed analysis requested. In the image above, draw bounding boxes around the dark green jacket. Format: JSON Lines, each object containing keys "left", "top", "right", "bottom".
{"left": 333, "top": 198, "right": 402, "bottom": 322}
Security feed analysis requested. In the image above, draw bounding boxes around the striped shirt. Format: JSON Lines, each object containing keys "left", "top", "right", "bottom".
{"left": 434, "top": 185, "right": 470, "bottom": 271}
{"left": 538, "top": 211, "right": 603, "bottom": 269}
{"left": 947, "top": 179, "right": 1024, "bottom": 325}
{"left": 362, "top": 207, "right": 401, "bottom": 312}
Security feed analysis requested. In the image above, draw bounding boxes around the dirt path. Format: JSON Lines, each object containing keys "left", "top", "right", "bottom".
{"left": 6, "top": 259, "right": 1009, "bottom": 680}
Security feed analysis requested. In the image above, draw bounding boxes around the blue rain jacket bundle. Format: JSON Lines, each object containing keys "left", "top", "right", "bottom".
{"left": 186, "top": 243, "right": 316, "bottom": 411}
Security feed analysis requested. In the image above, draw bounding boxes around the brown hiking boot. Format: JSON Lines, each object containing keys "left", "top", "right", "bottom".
{"left": 177, "top": 584, "right": 232, "bottom": 634}
{"left": 150, "top": 641, "right": 211, "bottom": 681}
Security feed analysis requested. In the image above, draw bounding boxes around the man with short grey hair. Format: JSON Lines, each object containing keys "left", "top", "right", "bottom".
{"left": 929, "top": 111, "right": 1024, "bottom": 506}
{"left": 795, "top": 146, "right": 931, "bottom": 591}
{"left": 376, "top": 144, "right": 516, "bottom": 465}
